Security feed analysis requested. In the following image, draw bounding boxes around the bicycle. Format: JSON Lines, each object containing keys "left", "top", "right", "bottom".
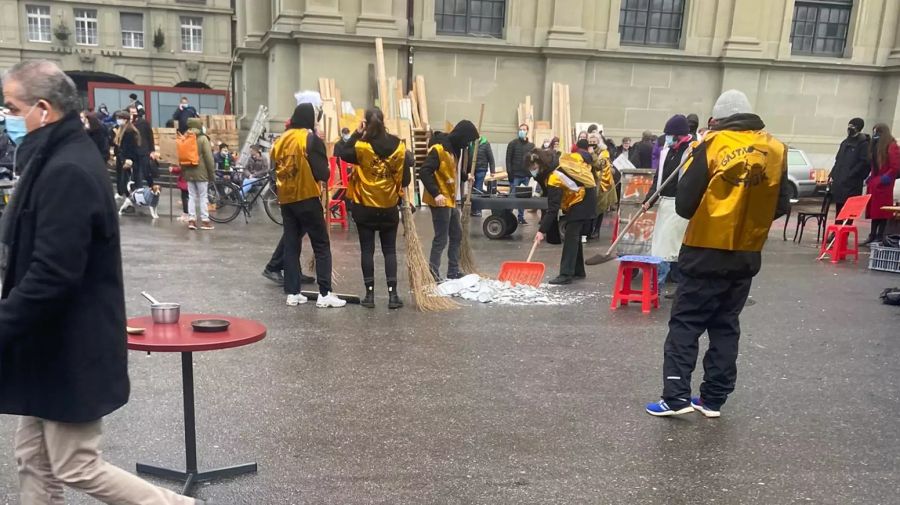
{"left": 207, "top": 169, "right": 282, "bottom": 225}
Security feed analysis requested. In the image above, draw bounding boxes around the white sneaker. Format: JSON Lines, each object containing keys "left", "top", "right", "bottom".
{"left": 286, "top": 293, "right": 308, "bottom": 306}
{"left": 316, "top": 292, "right": 347, "bottom": 308}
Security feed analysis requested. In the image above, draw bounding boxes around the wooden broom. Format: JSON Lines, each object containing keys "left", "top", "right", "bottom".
{"left": 401, "top": 194, "right": 458, "bottom": 311}
{"left": 459, "top": 104, "right": 486, "bottom": 275}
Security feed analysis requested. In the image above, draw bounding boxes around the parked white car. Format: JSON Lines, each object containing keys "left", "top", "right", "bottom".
{"left": 786, "top": 148, "right": 818, "bottom": 198}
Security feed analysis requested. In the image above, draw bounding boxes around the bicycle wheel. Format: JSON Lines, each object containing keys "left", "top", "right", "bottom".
{"left": 208, "top": 181, "right": 242, "bottom": 223}
{"left": 263, "top": 186, "right": 283, "bottom": 225}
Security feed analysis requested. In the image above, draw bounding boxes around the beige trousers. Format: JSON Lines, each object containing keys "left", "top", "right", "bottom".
{"left": 15, "top": 416, "right": 196, "bottom": 505}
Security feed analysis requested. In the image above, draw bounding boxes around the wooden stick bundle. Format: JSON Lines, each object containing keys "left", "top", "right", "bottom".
{"left": 401, "top": 195, "right": 458, "bottom": 311}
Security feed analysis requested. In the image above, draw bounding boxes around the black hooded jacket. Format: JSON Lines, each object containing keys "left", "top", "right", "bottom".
{"left": 675, "top": 113, "right": 792, "bottom": 279}
{"left": 830, "top": 133, "right": 870, "bottom": 204}
{"left": 537, "top": 150, "right": 599, "bottom": 233}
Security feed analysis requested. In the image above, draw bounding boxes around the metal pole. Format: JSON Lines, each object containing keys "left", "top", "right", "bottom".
{"left": 181, "top": 352, "right": 198, "bottom": 474}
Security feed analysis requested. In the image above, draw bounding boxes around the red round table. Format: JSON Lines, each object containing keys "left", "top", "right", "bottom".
{"left": 127, "top": 314, "right": 266, "bottom": 496}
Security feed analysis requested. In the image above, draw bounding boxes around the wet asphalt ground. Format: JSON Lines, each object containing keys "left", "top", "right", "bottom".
{"left": 1, "top": 196, "right": 898, "bottom": 505}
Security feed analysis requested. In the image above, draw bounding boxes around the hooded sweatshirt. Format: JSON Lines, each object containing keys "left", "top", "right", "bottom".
{"left": 181, "top": 117, "right": 215, "bottom": 183}
{"left": 420, "top": 120, "right": 480, "bottom": 201}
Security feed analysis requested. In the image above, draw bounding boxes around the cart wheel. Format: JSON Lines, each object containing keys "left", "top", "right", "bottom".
{"left": 483, "top": 214, "right": 509, "bottom": 240}
{"left": 502, "top": 212, "right": 518, "bottom": 236}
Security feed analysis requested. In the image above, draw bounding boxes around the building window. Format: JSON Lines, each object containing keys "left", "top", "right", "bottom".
{"left": 619, "top": 0, "right": 685, "bottom": 48}
{"left": 790, "top": 0, "right": 852, "bottom": 57}
{"left": 26, "top": 5, "right": 51, "bottom": 43}
{"left": 74, "top": 8, "right": 98, "bottom": 46}
{"left": 180, "top": 16, "right": 203, "bottom": 53}
{"left": 435, "top": 0, "right": 505, "bottom": 38}
{"left": 120, "top": 13, "right": 144, "bottom": 49}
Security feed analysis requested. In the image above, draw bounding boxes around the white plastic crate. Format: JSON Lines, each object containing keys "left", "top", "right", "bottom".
{"left": 868, "top": 245, "right": 900, "bottom": 273}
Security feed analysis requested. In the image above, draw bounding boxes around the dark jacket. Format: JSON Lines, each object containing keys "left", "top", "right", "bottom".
{"left": 0, "top": 132, "right": 14, "bottom": 171}
{"left": 676, "top": 114, "right": 792, "bottom": 280}
{"left": 537, "top": 151, "right": 599, "bottom": 234}
{"left": 133, "top": 118, "right": 155, "bottom": 156}
{"left": 420, "top": 122, "right": 480, "bottom": 200}
{"left": 115, "top": 125, "right": 141, "bottom": 164}
{"left": 173, "top": 105, "right": 199, "bottom": 134}
{"left": 475, "top": 140, "right": 495, "bottom": 173}
{"left": 0, "top": 113, "right": 128, "bottom": 423}
{"left": 506, "top": 138, "right": 535, "bottom": 178}
{"left": 830, "top": 133, "right": 870, "bottom": 205}
{"left": 630, "top": 139, "right": 654, "bottom": 169}
{"left": 87, "top": 126, "right": 110, "bottom": 161}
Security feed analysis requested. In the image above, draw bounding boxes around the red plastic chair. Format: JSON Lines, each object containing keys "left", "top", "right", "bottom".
{"left": 819, "top": 194, "right": 871, "bottom": 263}
{"left": 610, "top": 256, "right": 661, "bottom": 313}
{"left": 327, "top": 157, "right": 349, "bottom": 229}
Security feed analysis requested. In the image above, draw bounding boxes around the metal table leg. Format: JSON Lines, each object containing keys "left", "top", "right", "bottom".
{"left": 136, "top": 352, "right": 257, "bottom": 496}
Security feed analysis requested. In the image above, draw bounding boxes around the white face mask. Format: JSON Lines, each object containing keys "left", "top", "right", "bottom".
{"left": 116, "top": 119, "right": 126, "bottom": 126}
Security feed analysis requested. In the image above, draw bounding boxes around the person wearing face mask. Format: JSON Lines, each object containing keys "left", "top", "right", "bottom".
{"left": 172, "top": 96, "right": 199, "bottom": 134}
{"left": 242, "top": 145, "right": 269, "bottom": 197}
{"left": 829, "top": 118, "right": 870, "bottom": 216}
{"left": 863, "top": 123, "right": 900, "bottom": 246}
{"left": 686, "top": 113, "right": 700, "bottom": 140}
{"left": 531, "top": 145, "right": 598, "bottom": 285}
{"left": 0, "top": 60, "right": 206, "bottom": 505}
{"left": 335, "top": 127, "right": 352, "bottom": 156}
{"left": 571, "top": 131, "right": 588, "bottom": 153}
{"left": 131, "top": 108, "right": 155, "bottom": 187}
{"left": 506, "top": 123, "right": 535, "bottom": 224}
{"left": 0, "top": 112, "right": 15, "bottom": 176}
{"left": 420, "top": 120, "right": 480, "bottom": 280}
{"left": 214, "top": 143, "right": 234, "bottom": 172}
{"left": 643, "top": 115, "right": 694, "bottom": 290}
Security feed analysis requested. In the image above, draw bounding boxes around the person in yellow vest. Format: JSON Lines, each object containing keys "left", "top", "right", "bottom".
{"left": 532, "top": 146, "right": 599, "bottom": 284}
{"left": 646, "top": 90, "right": 791, "bottom": 418}
{"left": 337, "top": 107, "right": 413, "bottom": 309}
{"left": 419, "top": 120, "right": 479, "bottom": 280}
{"left": 585, "top": 137, "right": 618, "bottom": 239}
{"left": 271, "top": 103, "right": 346, "bottom": 308}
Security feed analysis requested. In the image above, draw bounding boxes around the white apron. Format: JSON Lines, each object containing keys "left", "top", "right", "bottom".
{"left": 650, "top": 196, "right": 689, "bottom": 261}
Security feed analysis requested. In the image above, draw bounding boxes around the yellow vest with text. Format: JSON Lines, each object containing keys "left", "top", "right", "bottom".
{"left": 422, "top": 144, "right": 457, "bottom": 208}
{"left": 349, "top": 140, "right": 407, "bottom": 208}
{"left": 547, "top": 153, "right": 597, "bottom": 212}
{"left": 271, "top": 128, "right": 321, "bottom": 205}
{"left": 682, "top": 130, "right": 787, "bottom": 252}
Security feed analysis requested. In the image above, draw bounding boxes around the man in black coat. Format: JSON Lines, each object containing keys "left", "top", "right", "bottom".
{"left": 629, "top": 130, "right": 654, "bottom": 168}
{"left": 172, "top": 96, "right": 199, "bottom": 134}
{"left": 132, "top": 106, "right": 156, "bottom": 187}
{"left": 506, "top": 123, "right": 535, "bottom": 224}
{"left": 1, "top": 60, "right": 199, "bottom": 504}
{"left": 830, "top": 117, "right": 871, "bottom": 215}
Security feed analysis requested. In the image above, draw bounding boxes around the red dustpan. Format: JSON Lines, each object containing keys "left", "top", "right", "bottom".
{"left": 498, "top": 240, "right": 546, "bottom": 287}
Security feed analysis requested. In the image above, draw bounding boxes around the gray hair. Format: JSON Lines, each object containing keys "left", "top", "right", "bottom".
{"left": 2, "top": 60, "right": 81, "bottom": 115}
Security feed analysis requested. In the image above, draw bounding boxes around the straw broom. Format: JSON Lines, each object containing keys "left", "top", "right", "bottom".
{"left": 401, "top": 194, "right": 459, "bottom": 311}
{"left": 459, "top": 104, "right": 486, "bottom": 275}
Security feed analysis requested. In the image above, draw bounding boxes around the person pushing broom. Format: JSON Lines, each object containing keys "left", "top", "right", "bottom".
{"left": 645, "top": 90, "right": 792, "bottom": 418}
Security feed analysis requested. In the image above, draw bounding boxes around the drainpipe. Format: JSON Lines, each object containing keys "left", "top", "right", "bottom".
{"left": 406, "top": 0, "right": 415, "bottom": 94}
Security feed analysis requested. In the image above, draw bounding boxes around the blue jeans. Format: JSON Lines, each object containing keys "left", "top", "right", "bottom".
{"left": 510, "top": 176, "right": 532, "bottom": 220}
{"left": 474, "top": 169, "right": 488, "bottom": 194}
{"left": 242, "top": 177, "right": 260, "bottom": 197}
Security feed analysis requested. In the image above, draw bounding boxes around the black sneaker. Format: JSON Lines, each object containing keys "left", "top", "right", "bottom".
{"left": 262, "top": 269, "right": 284, "bottom": 286}
{"left": 549, "top": 275, "right": 573, "bottom": 285}
{"left": 446, "top": 271, "right": 465, "bottom": 280}
{"left": 299, "top": 273, "right": 316, "bottom": 284}
{"left": 518, "top": 217, "right": 528, "bottom": 225}
{"left": 388, "top": 290, "right": 404, "bottom": 309}
{"left": 361, "top": 289, "right": 375, "bottom": 308}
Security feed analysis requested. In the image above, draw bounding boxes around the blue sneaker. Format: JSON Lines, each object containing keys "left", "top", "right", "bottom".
{"left": 645, "top": 400, "right": 694, "bottom": 417}
{"left": 691, "top": 397, "right": 721, "bottom": 418}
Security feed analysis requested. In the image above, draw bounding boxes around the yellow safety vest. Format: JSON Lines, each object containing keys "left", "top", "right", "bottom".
{"left": 271, "top": 128, "right": 322, "bottom": 205}
{"left": 422, "top": 144, "right": 457, "bottom": 208}
{"left": 348, "top": 140, "right": 407, "bottom": 209}
{"left": 682, "top": 130, "right": 787, "bottom": 252}
{"left": 597, "top": 151, "right": 614, "bottom": 192}
{"left": 547, "top": 154, "right": 596, "bottom": 212}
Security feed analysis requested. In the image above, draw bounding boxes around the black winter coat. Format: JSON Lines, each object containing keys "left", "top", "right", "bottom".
{"left": 0, "top": 113, "right": 129, "bottom": 423}
{"left": 506, "top": 138, "right": 534, "bottom": 178}
{"left": 830, "top": 134, "right": 870, "bottom": 205}
{"left": 475, "top": 141, "right": 495, "bottom": 172}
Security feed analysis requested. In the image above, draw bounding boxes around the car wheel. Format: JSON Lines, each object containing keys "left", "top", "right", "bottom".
{"left": 788, "top": 182, "right": 799, "bottom": 200}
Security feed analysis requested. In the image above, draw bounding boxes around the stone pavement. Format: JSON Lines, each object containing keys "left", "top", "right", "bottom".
{"left": 1, "top": 204, "right": 898, "bottom": 505}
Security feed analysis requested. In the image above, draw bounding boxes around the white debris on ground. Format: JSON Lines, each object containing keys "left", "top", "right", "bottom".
{"left": 436, "top": 274, "right": 594, "bottom": 305}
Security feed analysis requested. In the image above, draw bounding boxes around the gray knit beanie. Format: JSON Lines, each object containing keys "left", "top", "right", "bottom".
{"left": 711, "top": 89, "right": 752, "bottom": 120}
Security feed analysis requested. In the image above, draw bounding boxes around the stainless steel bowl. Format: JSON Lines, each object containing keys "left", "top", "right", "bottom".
{"left": 150, "top": 303, "right": 180, "bottom": 324}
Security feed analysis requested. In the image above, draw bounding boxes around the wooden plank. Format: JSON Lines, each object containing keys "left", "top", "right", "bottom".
{"left": 524, "top": 95, "right": 534, "bottom": 136}
{"left": 415, "top": 75, "right": 430, "bottom": 130}
{"left": 375, "top": 38, "right": 389, "bottom": 114}
{"left": 387, "top": 76, "right": 397, "bottom": 118}
{"left": 409, "top": 91, "right": 421, "bottom": 128}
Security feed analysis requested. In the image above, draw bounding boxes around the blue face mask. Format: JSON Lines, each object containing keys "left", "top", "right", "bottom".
{"left": 4, "top": 104, "right": 36, "bottom": 146}
{"left": 664, "top": 135, "right": 675, "bottom": 147}
{"left": 518, "top": 130, "right": 527, "bottom": 140}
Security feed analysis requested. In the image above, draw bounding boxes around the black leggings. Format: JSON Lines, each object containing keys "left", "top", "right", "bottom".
{"left": 357, "top": 223, "right": 399, "bottom": 286}
{"left": 871, "top": 219, "right": 888, "bottom": 241}
{"left": 180, "top": 189, "right": 189, "bottom": 214}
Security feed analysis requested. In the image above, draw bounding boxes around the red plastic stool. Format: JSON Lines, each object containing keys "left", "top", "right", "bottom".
{"left": 819, "top": 224, "right": 859, "bottom": 263}
{"left": 610, "top": 256, "right": 661, "bottom": 313}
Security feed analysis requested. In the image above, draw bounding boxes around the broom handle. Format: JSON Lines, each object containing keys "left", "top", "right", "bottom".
{"left": 526, "top": 239, "right": 540, "bottom": 262}
{"left": 816, "top": 218, "right": 848, "bottom": 261}
{"left": 464, "top": 104, "right": 486, "bottom": 205}
{"left": 603, "top": 148, "right": 693, "bottom": 256}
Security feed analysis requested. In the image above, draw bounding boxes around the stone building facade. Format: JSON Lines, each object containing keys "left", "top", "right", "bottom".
{"left": 234, "top": 0, "right": 900, "bottom": 165}
{"left": 0, "top": 0, "right": 234, "bottom": 91}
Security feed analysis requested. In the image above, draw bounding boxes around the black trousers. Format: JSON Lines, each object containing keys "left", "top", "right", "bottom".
{"left": 180, "top": 189, "right": 189, "bottom": 214}
{"left": 282, "top": 200, "right": 332, "bottom": 296}
{"left": 559, "top": 219, "right": 589, "bottom": 278}
{"left": 429, "top": 207, "right": 462, "bottom": 278}
{"left": 662, "top": 275, "right": 752, "bottom": 410}
{"left": 357, "top": 222, "right": 399, "bottom": 286}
